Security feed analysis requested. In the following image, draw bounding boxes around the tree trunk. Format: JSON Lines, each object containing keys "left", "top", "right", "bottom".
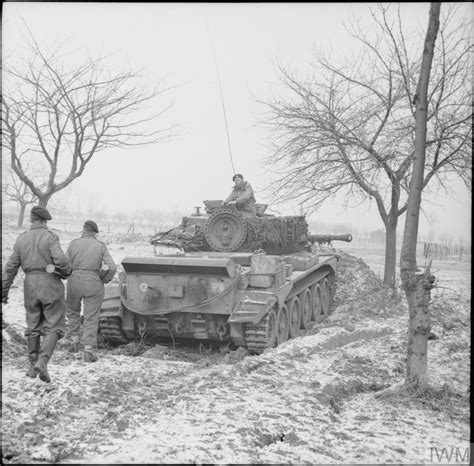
{"left": 400, "top": 2, "right": 441, "bottom": 389}
{"left": 404, "top": 268, "right": 436, "bottom": 384}
{"left": 17, "top": 202, "right": 26, "bottom": 228}
{"left": 37, "top": 195, "right": 51, "bottom": 208}
{"left": 383, "top": 220, "right": 398, "bottom": 288}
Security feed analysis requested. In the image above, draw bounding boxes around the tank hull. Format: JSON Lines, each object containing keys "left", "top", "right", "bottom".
{"left": 99, "top": 251, "right": 338, "bottom": 354}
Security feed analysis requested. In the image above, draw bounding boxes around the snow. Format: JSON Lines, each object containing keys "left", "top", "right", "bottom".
{"left": 1, "top": 228, "right": 470, "bottom": 464}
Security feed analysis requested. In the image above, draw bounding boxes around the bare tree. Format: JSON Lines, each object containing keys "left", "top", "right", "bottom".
{"left": 401, "top": 3, "right": 441, "bottom": 388}
{"left": 1, "top": 40, "right": 175, "bottom": 208}
{"left": 1, "top": 160, "right": 38, "bottom": 228}
{"left": 259, "top": 3, "right": 471, "bottom": 288}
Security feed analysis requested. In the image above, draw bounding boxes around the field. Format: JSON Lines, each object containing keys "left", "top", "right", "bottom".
{"left": 1, "top": 226, "right": 471, "bottom": 464}
{"left": 336, "top": 239, "right": 471, "bottom": 298}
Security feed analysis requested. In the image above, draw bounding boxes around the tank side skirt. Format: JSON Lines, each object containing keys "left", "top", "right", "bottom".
{"left": 277, "top": 257, "right": 337, "bottom": 304}
{"left": 285, "top": 266, "right": 335, "bottom": 302}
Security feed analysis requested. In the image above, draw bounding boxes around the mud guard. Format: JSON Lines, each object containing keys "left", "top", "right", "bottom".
{"left": 228, "top": 290, "right": 277, "bottom": 325}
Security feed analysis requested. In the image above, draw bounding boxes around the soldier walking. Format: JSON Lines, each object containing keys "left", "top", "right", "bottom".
{"left": 66, "top": 220, "right": 117, "bottom": 362}
{"left": 2, "top": 206, "right": 72, "bottom": 383}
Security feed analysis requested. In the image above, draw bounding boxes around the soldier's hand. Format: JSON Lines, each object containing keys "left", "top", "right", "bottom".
{"left": 1, "top": 296, "right": 8, "bottom": 305}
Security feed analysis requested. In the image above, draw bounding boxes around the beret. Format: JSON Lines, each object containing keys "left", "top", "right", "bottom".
{"left": 30, "top": 206, "right": 52, "bottom": 221}
{"left": 84, "top": 220, "right": 99, "bottom": 233}
{"left": 232, "top": 173, "right": 243, "bottom": 181}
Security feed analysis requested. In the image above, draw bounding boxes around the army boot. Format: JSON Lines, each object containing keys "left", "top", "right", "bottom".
{"left": 83, "top": 345, "right": 98, "bottom": 363}
{"left": 34, "top": 332, "right": 59, "bottom": 383}
{"left": 69, "top": 335, "right": 80, "bottom": 354}
{"left": 26, "top": 336, "right": 41, "bottom": 378}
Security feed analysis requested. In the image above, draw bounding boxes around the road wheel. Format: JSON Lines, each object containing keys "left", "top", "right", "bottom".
{"left": 321, "top": 277, "right": 330, "bottom": 315}
{"left": 299, "top": 289, "right": 312, "bottom": 329}
{"left": 288, "top": 297, "right": 301, "bottom": 338}
{"left": 276, "top": 304, "right": 289, "bottom": 345}
{"left": 312, "top": 283, "right": 322, "bottom": 322}
{"left": 328, "top": 273, "right": 335, "bottom": 291}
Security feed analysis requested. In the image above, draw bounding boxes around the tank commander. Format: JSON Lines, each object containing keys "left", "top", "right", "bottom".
{"left": 223, "top": 173, "right": 256, "bottom": 214}
{"left": 2, "top": 205, "right": 72, "bottom": 383}
{"left": 65, "top": 220, "right": 117, "bottom": 362}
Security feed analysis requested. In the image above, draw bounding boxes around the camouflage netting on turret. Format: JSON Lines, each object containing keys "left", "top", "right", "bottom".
{"left": 151, "top": 214, "right": 309, "bottom": 254}
{"left": 151, "top": 223, "right": 207, "bottom": 251}
{"left": 245, "top": 216, "right": 309, "bottom": 254}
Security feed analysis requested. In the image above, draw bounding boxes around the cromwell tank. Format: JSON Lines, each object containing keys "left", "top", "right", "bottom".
{"left": 99, "top": 201, "right": 352, "bottom": 354}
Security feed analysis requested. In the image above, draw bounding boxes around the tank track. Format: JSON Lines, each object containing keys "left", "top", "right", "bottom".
{"left": 244, "top": 313, "right": 274, "bottom": 354}
{"left": 244, "top": 270, "right": 337, "bottom": 354}
{"left": 315, "top": 271, "right": 336, "bottom": 322}
{"left": 99, "top": 316, "right": 129, "bottom": 344}
{"left": 328, "top": 276, "right": 337, "bottom": 315}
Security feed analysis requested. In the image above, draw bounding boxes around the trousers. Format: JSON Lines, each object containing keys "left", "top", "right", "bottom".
{"left": 66, "top": 271, "right": 105, "bottom": 347}
{"left": 24, "top": 273, "right": 66, "bottom": 338}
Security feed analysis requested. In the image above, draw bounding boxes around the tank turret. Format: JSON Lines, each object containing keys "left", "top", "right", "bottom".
{"left": 150, "top": 201, "right": 310, "bottom": 255}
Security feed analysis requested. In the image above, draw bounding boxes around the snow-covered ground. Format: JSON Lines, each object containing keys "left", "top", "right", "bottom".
{"left": 1, "top": 228, "right": 470, "bottom": 464}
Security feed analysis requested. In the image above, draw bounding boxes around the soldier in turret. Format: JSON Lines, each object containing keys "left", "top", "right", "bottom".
{"left": 65, "top": 220, "right": 117, "bottom": 362}
{"left": 2, "top": 205, "right": 72, "bottom": 383}
{"left": 223, "top": 173, "right": 256, "bottom": 214}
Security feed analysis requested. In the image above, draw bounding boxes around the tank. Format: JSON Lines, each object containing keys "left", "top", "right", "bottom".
{"left": 99, "top": 201, "right": 352, "bottom": 354}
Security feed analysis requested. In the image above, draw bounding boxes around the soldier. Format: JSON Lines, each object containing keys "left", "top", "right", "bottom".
{"left": 223, "top": 173, "right": 256, "bottom": 214}
{"left": 2, "top": 205, "right": 72, "bottom": 383}
{"left": 66, "top": 220, "right": 117, "bottom": 362}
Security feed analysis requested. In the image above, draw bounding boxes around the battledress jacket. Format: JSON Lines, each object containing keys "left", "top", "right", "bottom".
{"left": 2, "top": 224, "right": 72, "bottom": 298}
{"left": 66, "top": 232, "right": 117, "bottom": 283}
{"left": 224, "top": 181, "right": 256, "bottom": 211}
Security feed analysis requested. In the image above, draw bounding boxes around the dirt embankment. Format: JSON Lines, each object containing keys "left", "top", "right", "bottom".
{"left": 1, "top": 243, "right": 470, "bottom": 464}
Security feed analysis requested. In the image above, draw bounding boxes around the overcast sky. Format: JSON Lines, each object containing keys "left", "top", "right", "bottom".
{"left": 2, "top": 2, "right": 471, "bottom": 240}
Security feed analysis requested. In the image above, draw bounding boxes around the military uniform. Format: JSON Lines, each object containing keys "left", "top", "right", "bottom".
{"left": 66, "top": 223, "right": 117, "bottom": 360}
{"left": 2, "top": 206, "right": 72, "bottom": 382}
{"left": 224, "top": 180, "right": 256, "bottom": 214}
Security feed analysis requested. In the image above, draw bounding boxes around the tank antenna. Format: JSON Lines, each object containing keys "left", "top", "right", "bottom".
{"left": 205, "top": 23, "right": 236, "bottom": 174}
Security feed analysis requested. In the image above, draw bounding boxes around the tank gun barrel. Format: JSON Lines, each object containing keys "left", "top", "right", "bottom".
{"left": 307, "top": 234, "right": 353, "bottom": 245}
